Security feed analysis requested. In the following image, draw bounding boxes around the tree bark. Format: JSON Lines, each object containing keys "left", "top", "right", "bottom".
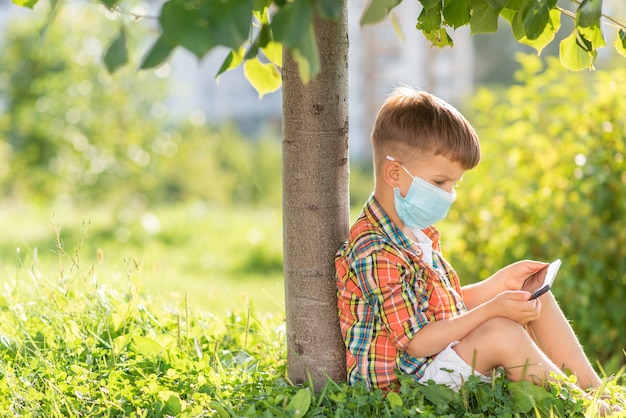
{"left": 282, "top": 7, "right": 349, "bottom": 390}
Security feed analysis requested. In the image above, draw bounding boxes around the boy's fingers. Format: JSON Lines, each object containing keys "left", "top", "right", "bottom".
{"left": 520, "top": 260, "right": 549, "bottom": 273}
{"left": 511, "top": 290, "right": 532, "bottom": 300}
{"left": 534, "top": 298, "right": 542, "bottom": 312}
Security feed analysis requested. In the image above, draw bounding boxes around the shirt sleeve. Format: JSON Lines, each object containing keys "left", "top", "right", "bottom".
{"left": 354, "top": 249, "right": 430, "bottom": 350}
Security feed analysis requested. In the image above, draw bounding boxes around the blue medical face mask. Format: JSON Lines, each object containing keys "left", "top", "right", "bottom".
{"left": 387, "top": 155, "right": 456, "bottom": 229}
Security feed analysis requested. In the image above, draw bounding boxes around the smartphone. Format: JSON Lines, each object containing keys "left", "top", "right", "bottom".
{"left": 521, "top": 259, "right": 561, "bottom": 299}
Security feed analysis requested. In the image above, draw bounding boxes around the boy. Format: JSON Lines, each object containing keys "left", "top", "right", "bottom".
{"left": 335, "top": 87, "right": 612, "bottom": 411}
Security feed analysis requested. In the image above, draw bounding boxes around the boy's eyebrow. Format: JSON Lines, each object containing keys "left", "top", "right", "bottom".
{"left": 432, "top": 173, "right": 464, "bottom": 182}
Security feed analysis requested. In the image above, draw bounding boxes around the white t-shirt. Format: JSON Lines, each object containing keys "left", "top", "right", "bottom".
{"left": 409, "top": 227, "right": 433, "bottom": 267}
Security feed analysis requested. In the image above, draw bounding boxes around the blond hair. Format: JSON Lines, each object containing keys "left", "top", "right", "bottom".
{"left": 371, "top": 87, "right": 480, "bottom": 172}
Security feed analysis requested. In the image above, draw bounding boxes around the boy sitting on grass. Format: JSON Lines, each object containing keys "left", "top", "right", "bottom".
{"left": 335, "top": 87, "right": 617, "bottom": 415}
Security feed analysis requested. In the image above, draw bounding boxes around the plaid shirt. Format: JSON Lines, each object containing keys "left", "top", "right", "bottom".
{"left": 335, "top": 194, "right": 466, "bottom": 390}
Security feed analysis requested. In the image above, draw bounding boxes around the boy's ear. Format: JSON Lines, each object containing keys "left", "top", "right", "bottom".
{"left": 382, "top": 159, "right": 402, "bottom": 188}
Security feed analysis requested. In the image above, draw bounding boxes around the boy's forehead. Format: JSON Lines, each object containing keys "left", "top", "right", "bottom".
{"left": 402, "top": 151, "right": 441, "bottom": 166}
{"left": 406, "top": 153, "right": 467, "bottom": 179}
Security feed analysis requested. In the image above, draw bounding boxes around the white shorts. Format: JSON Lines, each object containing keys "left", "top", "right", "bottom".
{"left": 418, "top": 341, "right": 492, "bottom": 390}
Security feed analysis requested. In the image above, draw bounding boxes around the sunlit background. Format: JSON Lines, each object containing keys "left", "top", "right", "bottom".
{"left": 1, "top": 0, "right": 624, "bottom": 372}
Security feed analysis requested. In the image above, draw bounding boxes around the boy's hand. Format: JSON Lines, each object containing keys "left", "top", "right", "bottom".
{"left": 491, "top": 290, "right": 541, "bottom": 326}
{"left": 495, "top": 260, "right": 549, "bottom": 291}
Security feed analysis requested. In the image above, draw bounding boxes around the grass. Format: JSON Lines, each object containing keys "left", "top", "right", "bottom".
{"left": 0, "top": 202, "right": 285, "bottom": 317}
{"left": 0, "top": 202, "right": 624, "bottom": 416}
{"left": 0, "top": 263, "right": 285, "bottom": 416}
{"left": 0, "top": 256, "right": 624, "bottom": 417}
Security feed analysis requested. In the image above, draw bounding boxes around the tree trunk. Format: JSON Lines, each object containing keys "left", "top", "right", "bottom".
{"left": 282, "top": 7, "right": 349, "bottom": 390}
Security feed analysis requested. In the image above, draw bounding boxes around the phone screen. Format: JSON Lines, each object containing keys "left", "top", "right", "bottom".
{"left": 521, "top": 259, "right": 561, "bottom": 299}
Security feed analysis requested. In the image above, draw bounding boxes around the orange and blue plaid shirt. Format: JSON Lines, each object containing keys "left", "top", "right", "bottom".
{"left": 335, "top": 194, "right": 466, "bottom": 390}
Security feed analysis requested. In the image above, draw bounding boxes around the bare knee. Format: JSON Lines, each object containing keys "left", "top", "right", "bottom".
{"left": 468, "top": 317, "right": 526, "bottom": 350}
{"left": 455, "top": 317, "right": 529, "bottom": 371}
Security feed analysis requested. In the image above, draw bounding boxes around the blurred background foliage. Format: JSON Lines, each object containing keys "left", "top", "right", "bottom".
{"left": 0, "top": 4, "right": 623, "bottom": 373}
{"left": 444, "top": 54, "right": 626, "bottom": 371}
{"left": 0, "top": 9, "right": 284, "bottom": 210}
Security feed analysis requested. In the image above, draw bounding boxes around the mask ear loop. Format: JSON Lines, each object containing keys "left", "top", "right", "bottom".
{"left": 386, "top": 155, "right": 415, "bottom": 179}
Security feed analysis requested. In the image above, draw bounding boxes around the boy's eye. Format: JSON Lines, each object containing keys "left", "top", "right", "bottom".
{"left": 434, "top": 180, "right": 446, "bottom": 186}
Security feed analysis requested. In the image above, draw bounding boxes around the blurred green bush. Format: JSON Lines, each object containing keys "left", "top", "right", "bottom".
{"left": 445, "top": 54, "right": 626, "bottom": 369}
{"left": 0, "top": 7, "right": 282, "bottom": 210}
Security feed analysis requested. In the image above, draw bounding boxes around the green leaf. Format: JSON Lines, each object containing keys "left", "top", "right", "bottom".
{"left": 99, "top": 0, "right": 118, "bottom": 10}
{"left": 244, "top": 23, "right": 272, "bottom": 60}
{"left": 110, "top": 302, "right": 136, "bottom": 332}
{"left": 112, "top": 334, "right": 131, "bottom": 353}
{"left": 199, "top": 0, "right": 254, "bottom": 50}
{"left": 158, "top": 0, "right": 252, "bottom": 58}
{"left": 576, "top": 0, "right": 602, "bottom": 28}
{"left": 504, "top": 0, "right": 524, "bottom": 11}
{"left": 423, "top": 28, "right": 454, "bottom": 47}
{"left": 614, "top": 29, "right": 626, "bottom": 58}
{"left": 11, "top": 0, "right": 38, "bottom": 8}
{"left": 503, "top": 8, "right": 518, "bottom": 29}
{"left": 470, "top": 0, "right": 499, "bottom": 34}
{"left": 208, "top": 401, "right": 230, "bottom": 418}
{"left": 486, "top": 0, "right": 507, "bottom": 9}
{"left": 286, "top": 388, "right": 311, "bottom": 418}
{"left": 253, "top": 2, "right": 271, "bottom": 26}
{"left": 245, "top": 44, "right": 260, "bottom": 61}
{"left": 559, "top": 30, "right": 595, "bottom": 71}
{"left": 160, "top": 392, "right": 182, "bottom": 416}
{"left": 0, "top": 334, "right": 16, "bottom": 356}
{"left": 508, "top": 381, "right": 551, "bottom": 413}
{"left": 443, "top": 0, "right": 471, "bottom": 29}
{"left": 243, "top": 57, "right": 281, "bottom": 97}
{"left": 417, "top": 6, "right": 442, "bottom": 33}
{"left": 254, "top": 0, "right": 272, "bottom": 11}
{"left": 419, "top": 0, "right": 440, "bottom": 10}
{"left": 360, "top": 0, "right": 402, "bottom": 25}
{"left": 217, "top": 48, "right": 245, "bottom": 78}
{"left": 131, "top": 335, "right": 162, "bottom": 357}
{"left": 160, "top": 0, "right": 213, "bottom": 58}
{"left": 417, "top": 382, "right": 458, "bottom": 405}
{"left": 271, "top": 0, "right": 314, "bottom": 49}
{"left": 262, "top": 41, "right": 283, "bottom": 66}
{"left": 509, "top": 8, "right": 561, "bottom": 54}
{"left": 314, "top": 0, "right": 344, "bottom": 19}
{"left": 140, "top": 35, "right": 176, "bottom": 70}
{"left": 103, "top": 28, "right": 128, "bottom": 74}
{"left": 578, "top": 24, "right": 605, "bottom": 50}
{"left": 387, "top": 391, "right": 403, "bottom": 409}
{"left": 575, "top": 27, "right": 594, "bottom": 51}
{"left": 290, "top": 23, "right": 320, "bottom": 83}
{"left": 259, "top": 22, "right": 273, "bottom": 48}
{"left": 521, "top": 0, "right": 550, "bottom": 40}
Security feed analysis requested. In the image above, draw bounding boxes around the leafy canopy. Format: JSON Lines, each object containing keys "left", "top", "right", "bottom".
{"left": 13, "top": 0, "right": 626, "bottom": 95}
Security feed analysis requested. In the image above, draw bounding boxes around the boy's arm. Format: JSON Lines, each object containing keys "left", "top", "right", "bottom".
{"left": 405, "top": 290, "right": 540, "bottom": 358}
{"left": 461, "top": 260, "right": 548, "bottom": 310}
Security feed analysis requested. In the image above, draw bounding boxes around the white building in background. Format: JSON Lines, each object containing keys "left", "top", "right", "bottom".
{"left": 346, "top": 1, "right": 473, "bottom": 158}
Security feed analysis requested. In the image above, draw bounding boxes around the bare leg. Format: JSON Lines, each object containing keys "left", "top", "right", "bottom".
{"left": 525, "top": 292, "right": 601, "bottom": 389}
{"left": 452, "top": 316, "right": 612, "bottom": 416}
{"left": 453, "top": 317, "right": 567, "bottom": 385}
